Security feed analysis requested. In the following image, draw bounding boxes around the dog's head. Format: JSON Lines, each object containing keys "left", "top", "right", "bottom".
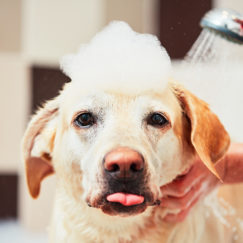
{"left": 21, "top": 22, "right": 230, "bottom": 217}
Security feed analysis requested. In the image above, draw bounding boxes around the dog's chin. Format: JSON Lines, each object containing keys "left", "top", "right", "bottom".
{"left": 100, "top": 202, "right": 148, "bottom": 216}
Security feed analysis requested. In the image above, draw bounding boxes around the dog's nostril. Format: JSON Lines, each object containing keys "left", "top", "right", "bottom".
{"left": 108, "top": 163, "right": 119, "bottom": 172}
{"left": 130, "top": 162, "right": 143, "bottom": 172}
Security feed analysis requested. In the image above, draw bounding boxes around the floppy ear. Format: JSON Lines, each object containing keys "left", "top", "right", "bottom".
{"left": 173, "top": 84, "right": 230, "bottom": 178}
{"left": 22, "top": 99, "right": 59, "bottom": 198}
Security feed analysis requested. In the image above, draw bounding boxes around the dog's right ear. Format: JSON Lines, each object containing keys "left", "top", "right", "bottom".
{"left": 22, "top": 99, "right": 59, "bottom": 199}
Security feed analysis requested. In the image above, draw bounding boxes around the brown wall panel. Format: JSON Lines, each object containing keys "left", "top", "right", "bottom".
{"left": 0, "top": 174, "right": 18, "bottom": 219}
{"left": 31, "top": 66, "right": 70, "bottom": 114}
{"left": 159, "top": 0, "right": 212, "bottom": 59}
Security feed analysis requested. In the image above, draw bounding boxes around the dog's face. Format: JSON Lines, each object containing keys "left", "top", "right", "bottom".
{"left": 22, "top": 82, "right": 230, "bottom": 217}
{"left": 54, "top": 83, "right": 187, "bottom": 216}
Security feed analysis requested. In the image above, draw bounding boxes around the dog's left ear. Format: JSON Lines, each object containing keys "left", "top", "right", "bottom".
{"left": 22, "top": 99, "right": 59, "bottom": 198}
{"left": 172, "top": 84, "right": 230, "bottom": 178}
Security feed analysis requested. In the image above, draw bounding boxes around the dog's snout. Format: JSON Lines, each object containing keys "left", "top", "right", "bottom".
{"left": 104, "top": 147, "right": 144, "bottom": 179}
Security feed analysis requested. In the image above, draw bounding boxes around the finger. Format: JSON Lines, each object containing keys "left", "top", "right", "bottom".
{"left": 161, "top": 166, "right": 204, "bottom": 197}
{"left": 163, "top": 196, "right": 200, "bottom": 223}
{"left": 161, "top": 180, "right": 202, "bottom": 210}
{"left": 176, "top": 166, "right": 191, "bottom": 178}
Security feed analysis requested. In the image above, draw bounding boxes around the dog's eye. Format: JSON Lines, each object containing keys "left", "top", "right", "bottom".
{"left": 147, "top": 113, "right": 168, "bottom": 127}
{"left": 75, "top": 113, "right": 95, "bottom": 127}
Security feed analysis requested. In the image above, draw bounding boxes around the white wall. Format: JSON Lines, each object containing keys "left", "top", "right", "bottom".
{"left": 213, "top": 0, "right": 243, "bottom": 59}
{"left": 214, "top": 0, "right": 243, "bottom": 10}
{"left": 105, "top": 0, "right": 159, "bottom": 35}
{"left": 21, "top": 0, "right": 159, "bottom": 65}
{"left": 22, "top": 0, "right": 106, "bottom": 65}
{"left": 0, "top": 55, "right": 29, "bottom": 173}
{"left": 0, "top": 0, "right": 22, "bottom": 52}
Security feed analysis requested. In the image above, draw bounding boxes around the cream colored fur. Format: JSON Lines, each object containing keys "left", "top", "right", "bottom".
{"left": 22, "top": 22, "right": 243, "bottom": 243}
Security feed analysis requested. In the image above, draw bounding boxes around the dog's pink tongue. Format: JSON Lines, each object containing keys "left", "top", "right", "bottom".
{"left": 107, "top": 193, "right": 144, "bottom": 206}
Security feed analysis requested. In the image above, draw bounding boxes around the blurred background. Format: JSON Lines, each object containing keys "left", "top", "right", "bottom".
{"left": 0, "top": 0, "right": 242, "bottom": 242}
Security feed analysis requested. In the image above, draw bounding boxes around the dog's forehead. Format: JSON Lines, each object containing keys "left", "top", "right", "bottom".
{"left": 60, "top": 82, "right": 180, "bottom": 123}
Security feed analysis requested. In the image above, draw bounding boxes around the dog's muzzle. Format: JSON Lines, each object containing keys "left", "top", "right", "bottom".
{"left": 87, "top": 147, "right": 160, "bottom": 216}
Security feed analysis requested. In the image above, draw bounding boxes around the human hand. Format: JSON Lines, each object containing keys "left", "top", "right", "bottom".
{"left": 160, "top": 158, "right": 220, "bottom": 223}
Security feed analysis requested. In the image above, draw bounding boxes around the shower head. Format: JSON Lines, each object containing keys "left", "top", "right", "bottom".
{"left": 200, "top": 8, "right": 243, "bottom": 44}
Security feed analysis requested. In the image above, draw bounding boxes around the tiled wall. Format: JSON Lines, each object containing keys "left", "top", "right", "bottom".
{"left": 0, "top": 0, "right": 21, "bottom": 52}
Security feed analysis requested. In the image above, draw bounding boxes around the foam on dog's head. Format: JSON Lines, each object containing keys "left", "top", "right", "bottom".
{"left": 60, "top": 21, "right": 171, "bottom": 93}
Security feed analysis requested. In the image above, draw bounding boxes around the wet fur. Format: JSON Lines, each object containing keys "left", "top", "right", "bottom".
{"left": 21, "top": 22, "right": 241, "bottom": 243}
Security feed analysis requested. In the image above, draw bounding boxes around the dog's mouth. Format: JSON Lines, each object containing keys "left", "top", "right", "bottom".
{"left": 87, "top": 165, "right": 160, "bottom": 216}
{"left": 88, "top": 189, "right": 160, "bottom": 216}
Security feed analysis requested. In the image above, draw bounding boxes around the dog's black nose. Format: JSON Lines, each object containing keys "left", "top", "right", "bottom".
{"left": 104, "top": 147, "right": 144, "bottom": 180}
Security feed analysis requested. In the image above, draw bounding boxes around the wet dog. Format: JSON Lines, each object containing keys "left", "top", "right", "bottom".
{"left": 22, "top": 22, "right": 240, "bottom": 243}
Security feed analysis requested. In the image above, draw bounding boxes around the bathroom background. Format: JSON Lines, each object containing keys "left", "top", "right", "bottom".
{"left": 0, "top": 0, "right": 242, "bottom": 242}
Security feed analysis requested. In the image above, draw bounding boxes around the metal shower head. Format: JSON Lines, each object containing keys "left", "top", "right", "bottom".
{"left": 200, "top": 8, "right": 243, "bottom": 44}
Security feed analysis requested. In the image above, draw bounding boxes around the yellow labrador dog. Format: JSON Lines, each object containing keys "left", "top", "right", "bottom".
{"left": 22, "top": 22, "right": 240, "bottom": 243}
